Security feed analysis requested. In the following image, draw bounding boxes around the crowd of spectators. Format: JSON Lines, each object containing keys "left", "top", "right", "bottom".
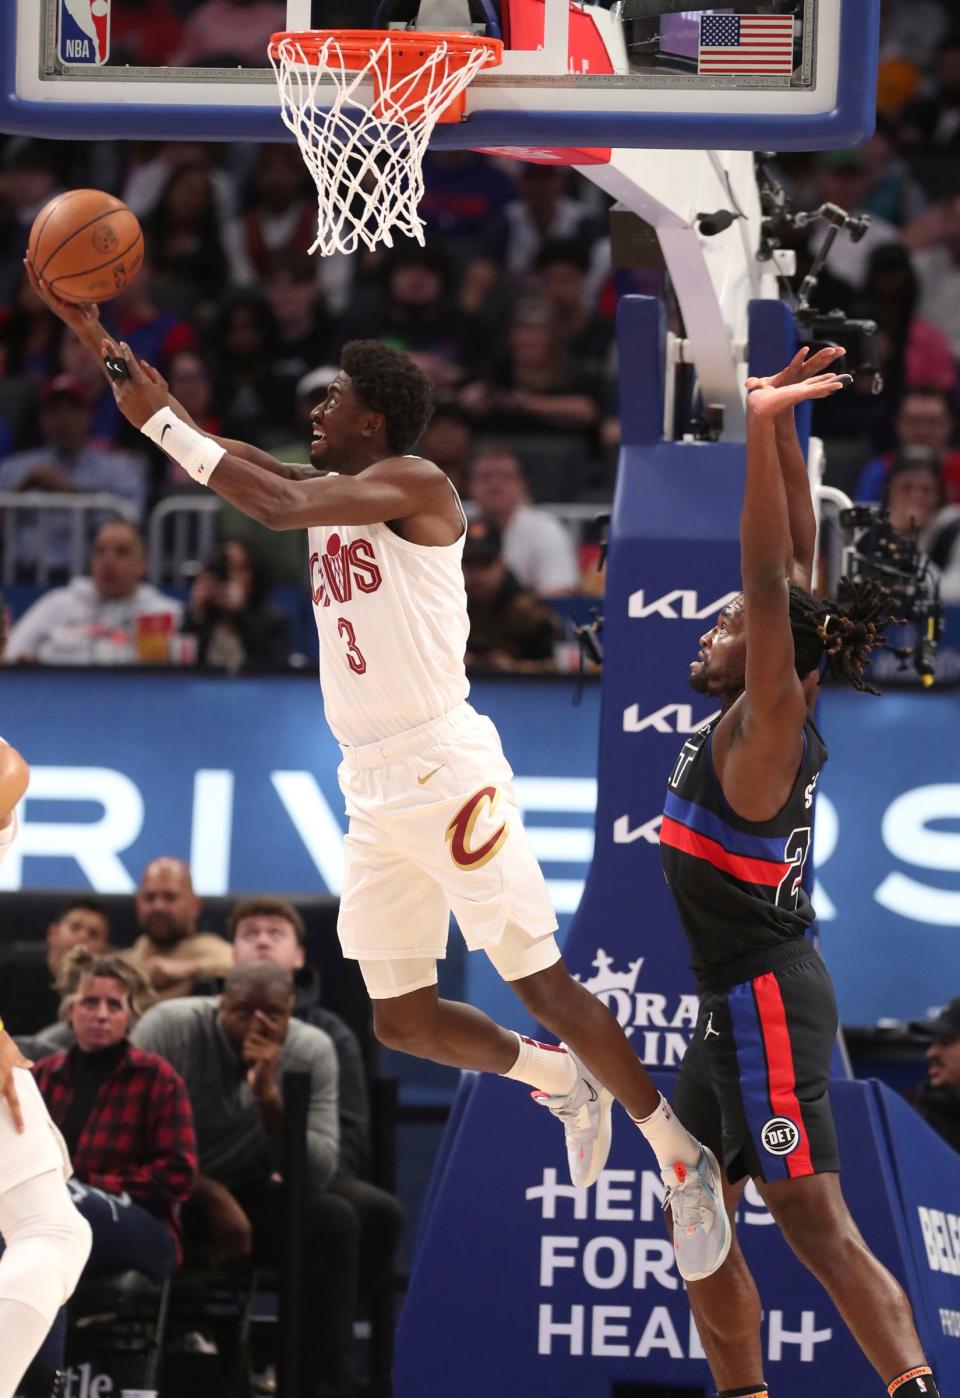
{"left": 2, "top": 0, "right": 960, "bottom": 671}
{"left": 0, "top": 864, "right": 400, "bottom": 1398}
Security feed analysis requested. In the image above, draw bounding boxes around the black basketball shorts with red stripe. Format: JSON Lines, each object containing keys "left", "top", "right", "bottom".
{"left": 673, "top": 939, "right": 841, "bottom": 1184}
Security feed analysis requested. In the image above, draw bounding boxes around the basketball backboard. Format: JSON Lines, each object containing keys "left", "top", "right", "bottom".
{"left": 1, "top": 0, "right": 879, "bottom": 152}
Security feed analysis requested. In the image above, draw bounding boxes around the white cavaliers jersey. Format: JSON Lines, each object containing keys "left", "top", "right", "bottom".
{"left": 307, "top": 502, "right": 470, "bottom": 747}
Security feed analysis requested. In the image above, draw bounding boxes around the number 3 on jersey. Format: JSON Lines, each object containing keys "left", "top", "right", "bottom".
{"left": 337, "top": 617, "right": 367, "bottom": 675}
{"left": 776, "top": 826, "right": 811, "bottom": 911}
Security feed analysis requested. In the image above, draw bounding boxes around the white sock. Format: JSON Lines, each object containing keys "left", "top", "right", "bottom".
{"left": 631, "top": 1094, "right": 701, "bottom": 1170}
{"left": 0, "top": 1298, "right": 51, "bottom": 1398}
{"left": 502, "top": 1032, "right": 578, "bottom": 1097}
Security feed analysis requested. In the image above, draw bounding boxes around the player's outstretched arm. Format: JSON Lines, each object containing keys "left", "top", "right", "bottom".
{"left": 745, "top": 345, "right": 847, "bottom": 589}
{"left": 23, "top": 260, "right": 315, "bottom": 484}
{"left": 104, "top": 346, "right": 449, "bottom": 527}
{"left": 740, "top": 375, "right": 847, "bottom": 738}
{"left": 135, "top": 361, "right": 317, "bottom": 482}
{"left": 0, "top": 742, "right": 32, "bottom": 1130}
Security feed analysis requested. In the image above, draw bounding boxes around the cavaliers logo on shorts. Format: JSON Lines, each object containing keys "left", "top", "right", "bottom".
{"left": 446, "top": 786, "right": 509, "bottom": 871}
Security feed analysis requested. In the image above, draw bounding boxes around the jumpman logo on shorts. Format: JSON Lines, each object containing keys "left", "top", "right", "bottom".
{"left": 704, "top": 1013, "right": 720, "bottom": 1040}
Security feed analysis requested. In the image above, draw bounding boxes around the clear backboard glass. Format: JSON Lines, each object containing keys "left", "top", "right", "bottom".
{"left": 1, "top": 0, "right": 879, "bottom": 151}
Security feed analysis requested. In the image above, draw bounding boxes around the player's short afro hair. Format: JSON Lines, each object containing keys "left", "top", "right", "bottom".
{"left": 340, "top": 340, "right": 435, "bottom": 456}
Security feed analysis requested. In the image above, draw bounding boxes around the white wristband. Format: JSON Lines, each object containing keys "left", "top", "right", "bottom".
{"left": 142, "top": 407, "right": 225, "bottom": 486}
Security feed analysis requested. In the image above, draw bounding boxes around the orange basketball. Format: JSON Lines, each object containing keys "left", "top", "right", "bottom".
{"left": 28, "top": 189, "right": 144, "bottom": 304}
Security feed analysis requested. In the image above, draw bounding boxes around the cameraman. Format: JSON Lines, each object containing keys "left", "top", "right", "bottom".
{"left": 882, "top": 446, "right": 945, "bottom": 548}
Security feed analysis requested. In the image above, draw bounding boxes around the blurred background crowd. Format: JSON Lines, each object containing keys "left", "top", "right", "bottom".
{"left": 1, "top": 0, "right": 959, "bottom": 675}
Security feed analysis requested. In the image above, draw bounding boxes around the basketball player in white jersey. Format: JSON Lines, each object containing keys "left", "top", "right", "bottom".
{"left": 0, "top": 738, "right": 92, "bottom": 1398}
{"left": 28, "top": 259, "right": 730, "bottom": 1281}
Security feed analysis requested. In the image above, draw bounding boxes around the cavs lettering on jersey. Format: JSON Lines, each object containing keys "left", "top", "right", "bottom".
{"left": 307, "top": 516, "right": 469, "bottom": 747}
{"left": 659, "top": 715, "right": 828, "bottom": 985}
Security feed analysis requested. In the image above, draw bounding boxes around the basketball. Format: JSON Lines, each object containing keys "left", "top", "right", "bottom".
{"left": 28, "top": 188, "right": 144, "bottom": 304}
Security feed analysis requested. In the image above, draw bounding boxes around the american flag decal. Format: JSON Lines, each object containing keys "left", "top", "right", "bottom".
{"left": 698, "top": 13, "right": 795, "bottom": 75}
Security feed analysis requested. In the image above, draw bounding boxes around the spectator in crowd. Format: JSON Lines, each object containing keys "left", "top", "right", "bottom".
{"left": 183, "top": 538, "right": 291, "bottom": 673}
{"left": 145, "top": 161, "right": 231, "bottom": 312}
{"left": 859, "top": 245, "right": 957, "bottom": 401}
{"left": 911, "top": 997, "right": 960, "bottom": 1154}
{"left": 905, "top": 192, "right": 960, "bottom": 358}
{"left": 262, "top": 255, "right": 334, "bottom": 426}
{"left": 533, "top": 238, "right": 614, "bottom": 378}
{"left": 226, "top": 144, "right": 315, "bottom": 280}
{"left": 462, "top": 518, "right": 560, "bottom": 672}
{"left": 166, "top": 346, "right": 222, "bottom": 439}
{"left": 0, "top": 898, "right": 110, "bottom": 1038}
{"left": 103, "top": 251, "right": 198, "bottom": 371}
{"left": 855, "top": 386, "right": 960, "bottom": 503}
{"left": 170, "top": 0, "right": 286, "bottom": 68}
{"left": 129, "top": 856, "right": 234, "bottom": 999}
{"left": 229, "top": 896, "right": 403, "bottom": 1307}
{"left": 468, "top": 446, "right": 580, "bottom": 597}
{"left": 0, "top": 142, "right": 63, "bottom": 302}
{"left": 0, "top": 376, "right": 148, "bottom": 577}
{"left": 419, "top": 150, "right": 518, "bottom": 251}
{"left": 336, "top": 244, "right": 485, "bottom": 395}
{"left": 883, "top": 447, "right": 945, "bottom": 547}
{"left": 25, "top": 952, "right": 196, "bottom": 1395}
{"left": 419, "top": 404, "right": 476, "bottom": 499}
{"left": 460, "top": 297, "right": 603, "bottom": 453}
{"left": 4, "top": 520, "right": 182, "bottom": 665}
{"left": 900, "top": 35, "right": 960, "bottom": 164}
{"left": 0, "top": 261, "right": 62, "bottom": 386}
{"left": 209, "top": 291, "right": 286, "bottom": 445}
{"left": 131, "top": 961, "right": 354, "bottom": 1398}
{"left": 477, "top": 163, "right": 604, "bottom": 283}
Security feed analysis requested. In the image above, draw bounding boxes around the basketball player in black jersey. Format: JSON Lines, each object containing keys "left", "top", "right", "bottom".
{"left": 660, "top": 349, "right": 939, "bottom": 1398}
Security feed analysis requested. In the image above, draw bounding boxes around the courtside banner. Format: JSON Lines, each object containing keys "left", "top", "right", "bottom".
{"left": 395, "top": 1073, "right": 955, "bottom": 1396}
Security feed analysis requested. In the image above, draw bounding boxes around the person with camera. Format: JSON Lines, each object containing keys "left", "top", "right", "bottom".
{"left": 182, "top": 537, "right": 290, "bottom": 673}
{"left": 911, "top": 999, "right": 960, "bottom": 1154}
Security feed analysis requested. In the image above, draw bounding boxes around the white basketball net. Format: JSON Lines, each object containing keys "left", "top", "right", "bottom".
{"left": 270, "top": 33, "right": 495, "bottom": 256}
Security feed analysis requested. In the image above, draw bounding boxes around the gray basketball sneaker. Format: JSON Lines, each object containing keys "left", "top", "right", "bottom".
{"left": 532, "top": 1046, "right": 614, "bottom": 1188}
{"left": 661, "top": 1145, "right": 733, "bottom": 1281}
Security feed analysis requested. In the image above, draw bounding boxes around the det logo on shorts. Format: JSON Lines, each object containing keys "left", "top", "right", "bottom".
{"left": 761, "top": 1116, "right": 801, "bottom": 1156}
{"left": 59, "top": 0, "right": 110, "bottom": 64}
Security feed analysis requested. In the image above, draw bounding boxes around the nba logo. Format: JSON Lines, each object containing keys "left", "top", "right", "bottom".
{"left": 58, "top": 0, "right": 110, "bottom": 65}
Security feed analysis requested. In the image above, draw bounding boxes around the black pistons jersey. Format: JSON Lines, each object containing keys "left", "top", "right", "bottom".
{"left": 660, "top": 715, "right": 828, "bottom": 986}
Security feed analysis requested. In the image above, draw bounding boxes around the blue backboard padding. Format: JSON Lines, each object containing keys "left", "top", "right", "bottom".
{"left": 1, "top": 0, "right": 879, "bottom": 149}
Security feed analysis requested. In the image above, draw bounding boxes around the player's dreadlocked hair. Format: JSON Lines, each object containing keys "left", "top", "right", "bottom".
{"left": 789, "top": 577, "right": 900, "bottom": 695}
{"left": 340, "top": 340, "right": 435, "bottom": 455}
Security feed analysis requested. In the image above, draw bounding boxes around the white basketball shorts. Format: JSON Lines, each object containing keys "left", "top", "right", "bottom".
{"left": 336, "top": 702, "right": 558, "bottom": 961}
{"left": 0, "top": 1069, "right": 71, "bottom": 1196}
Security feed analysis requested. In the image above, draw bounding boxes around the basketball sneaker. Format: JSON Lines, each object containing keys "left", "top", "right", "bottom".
{"left": 532, "top": 1047, "right": 613, "bottom": 1188}
{"left": 661, "top": 1145, "right": 732, "bottom": 1282}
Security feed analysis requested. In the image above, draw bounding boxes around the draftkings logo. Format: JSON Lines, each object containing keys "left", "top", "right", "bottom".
{"left": 573, "top": 948, "right": 697, "bottom": 1067}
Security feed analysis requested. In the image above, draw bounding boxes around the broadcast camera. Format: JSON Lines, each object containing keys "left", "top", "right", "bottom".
{"left": 757, "top": 161, "right": 882, "bottom": 386}
{"left": 837, "top": 505, "right": 943, "bottom": 685}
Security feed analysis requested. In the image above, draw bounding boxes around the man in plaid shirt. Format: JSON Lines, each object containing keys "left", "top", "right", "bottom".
{"left": 22, "top": 952, "right": 196, "bottom": 1394}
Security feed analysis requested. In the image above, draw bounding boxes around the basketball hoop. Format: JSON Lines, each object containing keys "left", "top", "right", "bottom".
{"left": 269, "top": 29, "right": 502, "bottom": 256}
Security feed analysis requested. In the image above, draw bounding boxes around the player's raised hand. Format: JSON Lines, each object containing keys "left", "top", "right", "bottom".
{"left": 747, "top": 373, "right": 851, "bottom": 418}
{"left": 22, "top": 255, "right": 102, "bottom": 343}
{"left": 746, "top": 345, "right": 847, "bottom": 393}
{"left": 99, "top": 337, "right": 170, "bottom": 427}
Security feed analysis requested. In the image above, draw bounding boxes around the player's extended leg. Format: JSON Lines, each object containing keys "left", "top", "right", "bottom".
{"left": 371, "top": 950, "right": 731, "bottom": 1281}
{"left": 758, "top": 1172, "right": 938, "bottom": 1396}
{"left": 676, "top": 1177, "right": 767, "bottom": 1395}
{"left": 0, "top": 1168, "right": 92, "bottom": 1398}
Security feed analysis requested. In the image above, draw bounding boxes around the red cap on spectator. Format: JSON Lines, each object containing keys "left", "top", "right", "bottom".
{"left": 40, "top": 374, "right": 87, "bottom": 405}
